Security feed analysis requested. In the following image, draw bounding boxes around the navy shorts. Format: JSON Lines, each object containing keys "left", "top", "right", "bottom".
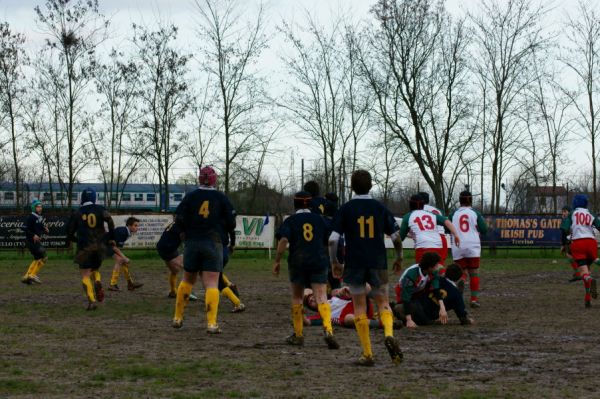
{"left": 75, "top": 245, "right": 105, "bottom": 270}
{"left": 288, "top": 266, "right": 328, "bottom": 287}
{"left": 343, "top": 266, "right": 388, "bottom": 289}
{"left": 183, "top": 239, "right": 223, "bottom": 273}
{"left": 26, "top": 240, "right": 46, "bottom": 260}
{"left": 158, "top": 249, "right": 180, "bottom": 262}
{"left": 105, "top": 245, "right": 117, "bottom": 258}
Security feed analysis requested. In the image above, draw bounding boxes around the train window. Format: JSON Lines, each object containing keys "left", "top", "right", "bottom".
{"left": 134, "top": 193, "right": 144, "bottom": 202}
{"left": 98, "top": 193, "right": 105, "bottom": 200}
{"left": 71, "top": 192, "right": 78, "bottom": 201}
{"left": 146, "top": 193, "right": 156, "bottom": 202}
{"left": 122, "top": 193, "right": 131, "bottom": 201}
{"left": 56, "top": 192, "right": 66, "bottom": 200}
{"left": 4, "top": 192, "right": 14, "bottom": 201}
{"left": 110, "top": 193, "right": 118, "bottom": 202}
{"left": 43, "top": 193, "right": 51, "bottom": 201}
{"left": 173, "top": 193, "right": 183, "bottom": 201}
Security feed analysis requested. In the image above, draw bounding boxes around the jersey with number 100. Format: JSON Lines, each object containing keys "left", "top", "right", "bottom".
{"left": 332, "top": 197, "right": 399, "bottom": 270}
{"left": 400, "top": 210, "right": 446, "bottom": 248}
{"left": 175, "top": 187, "right": 236, "bottom": 243}
{"left": 561, "top": 208, "right": 600, "bottom": 240}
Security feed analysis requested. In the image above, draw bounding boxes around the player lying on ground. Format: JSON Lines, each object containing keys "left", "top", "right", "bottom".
{"left": 108, "top": 217, "right": 143, "bottom": 292}
{"left": 329, "top": 169, "right": 403, "bottom": 366}
{"left": 21, "top": 199, "right": 49, "bottom": 285}
{"left": 273, "top": 191, "right": 339, "bottom": 350}
{"left": 66, "top": 188, "right": 115, "bottom": 310}
{"left": 449, "top": 190, "right": 488, "bottom": 308}
{"left": 560, "top": 194, "right": 600, "bottom": 308}
{"left": 393, "top": 257, "right": 474, "bottom": 327}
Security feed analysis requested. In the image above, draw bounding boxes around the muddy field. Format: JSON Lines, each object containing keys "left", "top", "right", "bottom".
{"left": 1, "top": 254, "right": 600, "bottom": 398}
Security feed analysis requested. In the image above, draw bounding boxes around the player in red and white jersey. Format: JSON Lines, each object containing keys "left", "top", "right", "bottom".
{"left": 449, "top": 191, "right": 488, "bottom": 308}
{"left": 419, "top": 192, "right": 449, "bottom": 259}
{"left": 399, "top": 194, "right": 460, "bottom": 265}
{"left": 560, "top": 194, "right": 600, "bottom": 308}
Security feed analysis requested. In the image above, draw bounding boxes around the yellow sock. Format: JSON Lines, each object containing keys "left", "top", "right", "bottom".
{"left": 32, "top": 258, "right": 46, "bottom": 276}
{"left": 24, "top": 260, "right": 38, "bottom": 278}
{"left": 169, "top": 273, "right": 177, "bottom": 294}
{"left": 221, "top": 286, "right": 241, "bottom": 306}
{"left": 122, "top": 264, "right": 132, "bottom": 282}
{"left": 354, "top": 314, "right": 372, "bottom": 358}
{"left": 205, "top": 288, "right": 220, "bottom": 326}
{"left": 380, "top": 309, "right": 394, "bottom": 337}
{"left": 174, "top": 281, "right": 193, "bottom": 321}
{"left": 221, "top": 273, "right": 232, "bottom": 286}
{"left": 110, "top": 268, "right": 120, "bottom": 286}
{"left": 318, "top": 303, "right": 333, "bottom": 334}
{"left": 90, "top": 270, "right": 101, "bottom": 282}
{"left": 82, "top": 276, "right": 96, "bottom": 302}
{"left": 292, "top": 303, "right": 304, "bottom": 337}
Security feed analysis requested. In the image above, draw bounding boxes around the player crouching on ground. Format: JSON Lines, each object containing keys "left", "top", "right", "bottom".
{"left": 560, "top": 194, "right": 600, "bottom": 308}
{"left": 329, "top": 170, "right": 403, "bottom": 366}
{"left": 393, "top": 254, "right": 474, "bottom": 327}
{"left": 449, "top": 191, "right": 488, "bottom": 308}
{"left": 273, "top": 191, "right": 339, "bottom": 350}
{"left": 67, "top": 188, "right": 116, "bottom": 310}
{"left": 172, "top": 166, "right": 237, "bottom": 333}
{"left": 108, "top": 217, "right": 143, "bottom": 292}
{"left": 21, "top": 199, "right": 49, "bottom": 285}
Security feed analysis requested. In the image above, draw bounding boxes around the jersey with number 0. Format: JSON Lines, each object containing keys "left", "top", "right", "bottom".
{"left": 67, "top": 204, "right": 115, "bottom": 250}
{"left": 277, "top": 210, "right": 329, "bottom": 271}
{"left": 424, "top": 204, "right": 446, "bottom": 235}
{"left": 449, "top": 207, "right": 488, "bottom": 259}
{"left": 175, "top": 187, "right": 236, "bottom": 243}
{"left": 561, "top": 208, "right": 600, "bottom": 240}
{"left": 332, "top": 197, "right": 399, "bottom": 270}
{"left": 400, "top": 210, "right": 446, "bottom": 248}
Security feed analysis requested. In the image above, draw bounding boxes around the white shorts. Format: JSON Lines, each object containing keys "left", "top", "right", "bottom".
{"left": 451, "top": 245, "right": 481, "bottom": 261}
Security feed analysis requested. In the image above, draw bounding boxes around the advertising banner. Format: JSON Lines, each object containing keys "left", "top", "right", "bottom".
{"left": 113, "top": 214, "right": 174, "bottom": 249}
{"left": 481, "top": 215, "right": 564, "bottom": 247}
{"left": 234, "top": 215, "right": 275, "bottom": 249}
{"left": 0, "top": 215, "right": 70, "bottom": 249}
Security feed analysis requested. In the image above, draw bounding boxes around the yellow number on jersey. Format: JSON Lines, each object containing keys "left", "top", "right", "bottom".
{"left": 82, "top": 213, "right": 97, "bottom": 228}
{"left": 303, "top": 223, "right": 314, "bottom": 241}
{"left": 198, "top": 201, "right": 210, "bottom": 218}
{"left": 357, "top": 216, "right": 375, "bottom": 238}
{"left": 319, "top": 204, "right": 325, "bottom": 214}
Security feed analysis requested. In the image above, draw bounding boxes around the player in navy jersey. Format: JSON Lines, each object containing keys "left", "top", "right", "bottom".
{"left": 172, "top": 166, "right": 237, "bottom": 333}
{"left": 329, "top": 170, "right": 403, "bottom": 366}
{"left": 66, "top": 188, "right": 115, "bottom": 310}
{"left": 108, "top": 217, "right": 143, "bottom": 292}
{"left": 273, "top": 191, "right": 339, "bottom": 350}
{"left": 218, "top": 225, "right": 245, "bottom": 313}
{"left": 21, "top": 199, "right": 49, "bottom": 285}
{"left": 304, "top": 180, "right": 328, "bottom": 215}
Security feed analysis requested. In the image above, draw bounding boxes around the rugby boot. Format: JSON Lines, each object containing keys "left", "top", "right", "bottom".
{"left": 324, "top": 331, "right": 340, "bottom": 350}
{"left": 568, "top": 274, "right": 582, "bottom": 283}
{"left": 585, "top": 300, "right": 592, "bottom": 308}
{"left": 459, "top": 315, "right": 475, "bottom": 325}
{"left": 127, "top": 281, "right": 144, "bottom": 291}
{"left": 29, "top": 275, "right": 42, "bottom": 284}
{"left": 189, "top": 292, "right": 198, "bottom": 301}
{"left": 21, "top": 276, "right": 33, "bottom": 285}
{"left": 355, "top": 355, "right": 375, "bottom": 367}
{"left": 384, "top": 336, "right": 403, "bottom": 364}
{"left": 285, "top": 333, "right": 304, "bottom": 346}
{"left": 94, "top": 281, "right": 105, "bottom": 303}
{"left": 172, "top": 318, "right": 183, "bottom": 329}
{"left": 229, "top": 283, "right": 240, "bottom": 297}
{"left": 206, "top": 324, "right": 222, "bottom": 334}
{"left": 168, "top": 291, "right": 177, "bottom": 298}
{"left": 470, "top": 300, "right": 481, "bottom": 308}
{"left": 591, "top": 278, "right": 598, "bottom": 299}
{"left": 86, "top": 301, "right": 98, "bottom": 311}
{"left": 108, "top": 284, "right": 121, "bottom": 292}
{"left": 231, "top": 303, "right": 246, "bottom": 313}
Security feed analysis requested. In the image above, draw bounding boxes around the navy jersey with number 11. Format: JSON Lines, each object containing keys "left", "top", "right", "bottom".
{"left": 332, "top": 196, "right": 399, "bottom": 270}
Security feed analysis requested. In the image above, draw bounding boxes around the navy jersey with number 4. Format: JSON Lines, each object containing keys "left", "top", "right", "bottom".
{"left": 332, "top": 196, "right": 399, "bottom": 270}
{"left": 278, "top": 210, "right": 330, "bottom": 271}
{"left": 67, "top": 204, "right": 115, "bottom": 250}
{"left": 175, "top": 187, "right": 236, "bottom": 243}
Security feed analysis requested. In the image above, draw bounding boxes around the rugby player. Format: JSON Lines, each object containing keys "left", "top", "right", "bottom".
{"left": 21, "top": 199, "right": 49, "bottom": 285}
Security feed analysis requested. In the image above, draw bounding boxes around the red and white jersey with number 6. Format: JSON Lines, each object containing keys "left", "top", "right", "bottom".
{"left": 404, "top": 210, "right": 446, "bottom": 248}
{"left": 570, "top": 208, "right": 597, "bottom": 240}
{"left": 451, "top": 207, "right": 482, "bottom": 259}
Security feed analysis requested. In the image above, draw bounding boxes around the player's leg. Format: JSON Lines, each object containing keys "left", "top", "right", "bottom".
{"left": 90, "top": 262, "right": 104, "bottom": 303}
{"left": 371, "top": 269, "right": 402, "bottom": 364}
{"left": 219, "top": 273, "right": 244, "bottom": 312}
{"left": 172, "top": 270, "right": 197, "bottom": 328}
{"left": 350, "top": 289, "right": 374, "bottom": 365}
{"left": 466, "top": 258, "right": 481, "bottom": 307}
{"left": 109, "top": 254, "right": 122, "bottom": 291}
{"left": 120, "top": 253, "right": 143, "bottom": 291}
{"left": 201, "top": 271, "right": 221, "bottom": 333}
{"left": 165, "top": 255, "right": 182, "bottom": 298}
{"left": 29, "top": 243, "right": 47, "bottom": 283}
{"left": 311, "top": 282, "right": 339, "bottom": 349}
{"left": 80, "top": 268, "right": 98, "bottom": 310}
{"left": 22, "top": 249, "right": 39, "bottom": 284}
{"left": 287, "top": 282, "right": 305, "bottom": 345}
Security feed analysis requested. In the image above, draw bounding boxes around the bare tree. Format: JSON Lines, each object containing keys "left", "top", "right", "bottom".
{"left": 562, "top": 1, "right": 600, "bottom": 211}
{"left": 0, "top": 22, "right": 27, "bottom": 209}
{"left": 359, "top": 0, "right": 473, "bottom": 212}
{"left": 93, "top": 50, "right": 143, "bottom": 209}
{"left": 133, "top": 23, "right": 192, "bottom": 211}
{"left": 470, "top": 0, "right": 548, "bottom": 213}
{"left": 193, "top": 0, "right": 269, "bottom": 195}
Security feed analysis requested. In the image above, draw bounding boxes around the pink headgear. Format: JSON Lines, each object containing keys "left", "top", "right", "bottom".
{"left": 199, "top": 166, "right": 217, "bottom": 187}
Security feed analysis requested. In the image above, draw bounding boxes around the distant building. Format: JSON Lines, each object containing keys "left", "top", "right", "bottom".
{"left": 527, "top": 186, "right": 568, "bottom": 213}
